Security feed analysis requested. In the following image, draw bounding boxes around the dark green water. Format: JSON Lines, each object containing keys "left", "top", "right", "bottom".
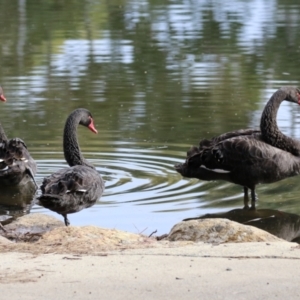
{"left": 1, "top": 0, "right": 300, "bottom": 234}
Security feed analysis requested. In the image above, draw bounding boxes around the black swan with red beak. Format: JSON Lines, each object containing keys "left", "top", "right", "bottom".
{"left": 175, "top": 86, "right": 300, "bottom": 209}
{"left": 38, "top": 108, "right": 105, "bottom": 226}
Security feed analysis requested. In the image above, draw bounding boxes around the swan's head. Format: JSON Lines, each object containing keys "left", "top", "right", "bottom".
{"left": 280, "top": 86, "right": 300, "bottom": 105}
{"left": 79, "top": 109, "right": 98, "bottom": 134}
{"left": 0, "top": 86, "right": 6, "bottom": 102}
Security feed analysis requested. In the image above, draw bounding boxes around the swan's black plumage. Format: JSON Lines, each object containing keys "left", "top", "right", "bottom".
{"left": 38, "top": 108, "right": 105, "bottom": 226}
{"left": 0, "top": 137, "right": 37, "bottom": 186}
{"left": 175, "top": 86, "right": 300, "bottom": 209}
{"left": 0, "top": 86, "right": 37, "bottom": 187}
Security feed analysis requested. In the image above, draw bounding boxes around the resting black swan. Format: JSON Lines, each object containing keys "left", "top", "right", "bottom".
{"left": 38, "top": 108, "right": 105, "bottom": 226}
{"left": 175, "top": 86, "right": 300, "bottom": 209}
{"left": 0, "top": 87, "right": 37, "bottom": 187}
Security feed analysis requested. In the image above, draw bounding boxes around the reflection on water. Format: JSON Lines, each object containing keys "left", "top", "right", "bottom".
{"left": 184, "top": 208, "right": 300, "bottom": 243}
{"left": 1, "top": 1, "right": 300, "bottom": 234}
{"left": 0, "top": 182, "right": 37, "bottom": 226}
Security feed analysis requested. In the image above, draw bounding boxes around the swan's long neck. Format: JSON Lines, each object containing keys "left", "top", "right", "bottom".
{"left": 260, "top": 90, "right": 300, "bottom": 156}
{"left": 63, "top": 112, "right": 86, "bottom": 167}
{"left": 0, "top": 123, "right": 8, "bottom": 143}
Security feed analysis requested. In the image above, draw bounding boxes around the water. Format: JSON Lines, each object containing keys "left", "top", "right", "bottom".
{"left": 1, "top": 0, "right": 300, "bottom": 235}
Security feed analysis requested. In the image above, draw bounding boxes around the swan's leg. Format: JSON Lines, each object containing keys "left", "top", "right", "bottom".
{"left": 250, "top": 189, "right": 257, "bottom": 210}
{"left": 243, "top": 187, "right": 249, "bottom": 210}
{"left": 62, "top": 214, "right": 70, "bottom": 226}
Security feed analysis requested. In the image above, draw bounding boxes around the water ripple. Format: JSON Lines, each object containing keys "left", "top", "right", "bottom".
{"left": 31, "top": 148, "right": 208, "bottom": 234}
{"left": 3, "top": 144, "right": 300, "bottom": 234}
{"left": 35, "top": 150, "right": 204, "bottom": 203}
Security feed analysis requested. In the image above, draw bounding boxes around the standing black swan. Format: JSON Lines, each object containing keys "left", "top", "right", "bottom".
{"left": 0, "top": 87, "right": 37, "bottom": 187}
{"left": 175, "top": 86, "right": 300, "bottom": 209}
{"left": 38, "top": 108, "right": 105, "bottom": 226}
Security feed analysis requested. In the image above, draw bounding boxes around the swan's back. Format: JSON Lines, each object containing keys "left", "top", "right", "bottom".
{"left": 39, "top": 165, "right": 104, "bottom": 215}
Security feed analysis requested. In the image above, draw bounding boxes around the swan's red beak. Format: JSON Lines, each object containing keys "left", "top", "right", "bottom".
{"left": 0, "top": 94, "right": 6, "bottom": 102}
{"left": 88, "top": 118, "right": 98, "bottom": 134}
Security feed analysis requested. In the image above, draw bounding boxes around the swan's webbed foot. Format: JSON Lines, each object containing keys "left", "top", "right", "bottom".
{"left": 63, "top": 214, "right": 70, "bottom": 226}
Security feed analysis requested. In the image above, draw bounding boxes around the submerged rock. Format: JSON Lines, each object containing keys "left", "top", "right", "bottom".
{"left": 167, "top": 219, "right": 283, "bottom": 243}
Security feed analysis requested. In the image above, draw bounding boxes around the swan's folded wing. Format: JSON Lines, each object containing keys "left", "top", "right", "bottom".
{"left": 189, "top": 136, "right": 281, "bottom": 172}
{"left": 41, "top": 166, "right": 103, "bottom": 196}
{"left": 39, "top": 166, "right": 104, "bottom": 215}
{"left": 199, "top": 129, "right": 261, "bottom": 148}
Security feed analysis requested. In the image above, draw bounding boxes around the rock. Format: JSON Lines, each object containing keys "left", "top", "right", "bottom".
{"left": 33, "top": 226, "right": 156, "bottom": 253}
{"left": 4, "top": 213, "right": 64, "bottom": 231}
{"left": 0, "top": 213, "right": 158, "bottom": 254}
{"left": 0, "top": 215, "right": 288, "bottom": 255}
{"left": 167, "top": 219, "right": 284, "bottom": 243}
{"left": 185, "top": 208, "right": 300, "bottom": 242}
{"left": 0, "top": 213, "right": 64, "bottom": 242}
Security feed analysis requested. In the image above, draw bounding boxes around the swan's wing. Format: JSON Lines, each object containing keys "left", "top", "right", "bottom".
{"left": 186, "top": 129, "right": 261, "bottom": 162}
{"left": 39, "top": 166, "right": 104, "bottom": 214}
{"left": 40, "top": 166, "right": 104, "bottom": 199}
{"left": 188, "top": 135, "right": 280, "bottom": 172}
{"left": 199, "top": 129, "right": 261, "bottom": 149}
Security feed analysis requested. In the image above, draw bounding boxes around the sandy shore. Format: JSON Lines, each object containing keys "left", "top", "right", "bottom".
{"left": 1, "top": 241, "right": 300, "bottom": 299}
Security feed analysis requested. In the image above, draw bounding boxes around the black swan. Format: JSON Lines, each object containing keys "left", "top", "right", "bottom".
{"left": 38, "top": 108, "right": 105, "bottom": 226}
{"left": 175, "top": 86, "right": 300, "bottom": 209}
{"left": 0, "top": 87, "right": 37, "bottom": 187}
